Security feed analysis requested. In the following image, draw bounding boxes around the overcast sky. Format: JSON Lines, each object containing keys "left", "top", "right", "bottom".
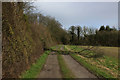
{"left": 33, "top": 2, "right": 118, "bottom": 30}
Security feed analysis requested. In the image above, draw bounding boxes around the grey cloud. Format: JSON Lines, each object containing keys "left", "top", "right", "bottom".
{"left": 33, "top": 2, "right": 118, "bottom": 29}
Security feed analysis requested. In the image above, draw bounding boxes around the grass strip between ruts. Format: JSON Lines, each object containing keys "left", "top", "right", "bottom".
{"left": 57, "top": 54, "right": 75, "bottom": 80}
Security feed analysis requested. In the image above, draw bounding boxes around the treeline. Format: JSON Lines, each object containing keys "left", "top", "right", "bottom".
{"left": 2, "top": 2, "right": 119, "bottom": 78}
{"left": 66, "top": 25, "right": 119, "bottom": 47}
{"left": 2, "top": 2, "right": 67, "bottom": 78}
{"left": 27, "top": 13, "right": 69, "bottom": 44}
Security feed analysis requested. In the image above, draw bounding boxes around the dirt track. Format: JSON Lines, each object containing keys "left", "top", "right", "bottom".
{"left": 61, "top": 45, "right": 97, "bottom": 78}
{"left": 37, "top": 46, "right": 97, "bottom": 78}
{"left": 37, "top": 54, "right": 62, "bottom": 78}
{"left": 62, "top": 55, "right": 97, "bottom": 78}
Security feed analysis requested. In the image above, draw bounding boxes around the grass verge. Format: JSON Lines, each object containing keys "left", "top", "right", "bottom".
{"left": 65, "top": 45, "right": 118, "bottom": 78}
{"left": 70, "top": 54, "right": 112, "bottom": 78}
{"left": 21, "top": 51, "right": 49, "bottom": 78}
{"left": 57, "top": 54, "right": 75, "bottom": 79}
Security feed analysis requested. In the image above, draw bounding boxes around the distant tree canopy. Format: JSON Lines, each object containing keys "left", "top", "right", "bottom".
{"left": 106, "top": 25, "right": 110, "bottom": 31}
{"left": 99, "top": 25, "right": 116, "bottom": 31}
{"left": 2, "top": 2, "right": 119, "bottom": 78}
{"left": 77, "top": 26, "right": 81, "bottom": 40}
{"left": 99, "top": 25, "right": 105, "bottom": 31}
{"left": 69, "top": 26, "right": 76, "bottom": 44}
{"left": 67, "top": 25, "right": 119, "bottom": 47}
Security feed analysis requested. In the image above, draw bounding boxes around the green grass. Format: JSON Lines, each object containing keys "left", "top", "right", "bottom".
{"left": 57, "top": 54, "right": 75, "bottom": 79}
{"left": 50, "top": 46, "right": 58, "bottom": 50}
{"left": 65, "top": 45, "right": 83, "bottom": 52}
{"left": 21, "top": 51, "right": 49, "bottom": 78}
{"left": 50, "top": 45, "right": 63, "bottom": 50}
{"left": 70, "top": 54, "right": 113, "bottom": 78}
{"left": 78, "top": 45, "right": 118, "bottom": 58}
{"left": 66, "top": 45, "right": 99, "bottom": 58}
{"left": 64, "top": 45, "right": 118, "bottom": 78}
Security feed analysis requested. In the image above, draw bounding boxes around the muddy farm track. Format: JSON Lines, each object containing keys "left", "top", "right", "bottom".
{"left": 37, "top": 46, "right": 97, "bottom": 79}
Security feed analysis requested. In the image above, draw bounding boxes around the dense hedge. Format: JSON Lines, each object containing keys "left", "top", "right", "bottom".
{"left": 2, "top": 2, "right": 66, "bottom": 78}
